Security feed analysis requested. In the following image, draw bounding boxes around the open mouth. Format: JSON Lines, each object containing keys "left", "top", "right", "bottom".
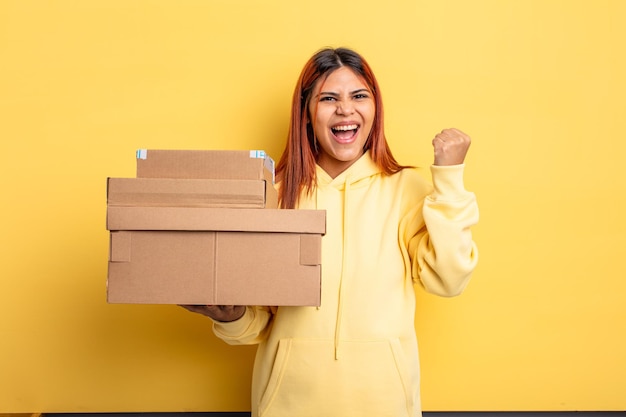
{"left": 331, "top": 124, "right": 359, "bottom": 141}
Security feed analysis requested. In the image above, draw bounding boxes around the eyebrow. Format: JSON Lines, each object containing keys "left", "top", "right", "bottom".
{"left": 318, "top": 88, "right": 371, "bottom": 97}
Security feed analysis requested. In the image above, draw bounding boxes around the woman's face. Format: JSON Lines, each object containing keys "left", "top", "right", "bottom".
{"left": 308, "top": 66, "right": 375, "bottom": 178}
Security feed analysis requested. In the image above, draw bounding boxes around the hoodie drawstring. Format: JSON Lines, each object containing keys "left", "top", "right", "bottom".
{"left": 334, "top": 180, "right": 351, "bottom": 360}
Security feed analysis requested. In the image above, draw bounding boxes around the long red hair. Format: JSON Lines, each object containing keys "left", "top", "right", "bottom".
{"left": 276, "top": 47, "right": 406, "bottom": 209}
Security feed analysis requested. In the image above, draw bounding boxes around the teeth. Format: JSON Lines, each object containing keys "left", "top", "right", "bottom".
{"left": 332, "top": 124, "right": 358, "bottom": 131}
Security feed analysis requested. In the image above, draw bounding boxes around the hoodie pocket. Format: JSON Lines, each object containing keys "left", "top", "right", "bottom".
{"left": 258, "top": 338, "right": 414, "bottom": 417}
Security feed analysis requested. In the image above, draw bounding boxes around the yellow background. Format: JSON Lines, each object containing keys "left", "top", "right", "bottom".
{"left": 1, "top": 0, "right": 624, "bottom": 412}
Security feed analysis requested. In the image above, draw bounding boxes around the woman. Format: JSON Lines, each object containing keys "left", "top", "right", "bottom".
{"left": 183, "top": 47, "right": 479, "bottom": 417}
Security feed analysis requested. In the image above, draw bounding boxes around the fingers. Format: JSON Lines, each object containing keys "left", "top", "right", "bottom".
{"left": 179, "top": 305, "right": 246, "bottom": 322}
{"left": 432, "top": 128, "right": 471, "bottom": 166}
{"left": 433, "top": 128, "right": 470, "bottom": 145}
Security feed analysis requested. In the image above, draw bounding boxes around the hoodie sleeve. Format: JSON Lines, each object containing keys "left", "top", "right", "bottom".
{"left": 212, "top": 306, "right": 275, "bottom": 345}
{"left": 409, "top": 164, "right": 479, "bottom": 297}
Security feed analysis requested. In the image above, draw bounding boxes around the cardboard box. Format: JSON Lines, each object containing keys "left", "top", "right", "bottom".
{"left": 106, "top": 149, "right": 325, "bottom": 306}
{"left": 107, "top": 177, "right": 278, "bottom": 209}
{"left": 136, "top": 149, "right": 274, "bottom": 180}
{"left": 106, "top": 207, "right": 326, "bottom": 306}
{"left": 134, "top": 149, "right": 277, "bottom": 208}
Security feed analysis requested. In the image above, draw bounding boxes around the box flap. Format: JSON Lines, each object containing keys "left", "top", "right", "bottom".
{"left": 109, "top": 231, "right": 131, "bottom": 262}
{"left": 299, "top": 234, "right": 321, "bottom": 265}
{"left": 107, "top": 206, "right": 326, "bottom": 234}
{"left": 136, "top": 149, "right": 274, "bottom": 183}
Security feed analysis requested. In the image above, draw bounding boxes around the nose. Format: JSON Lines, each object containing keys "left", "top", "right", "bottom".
{"left": 336, "top": 100, "right": 354, "bottom": 115}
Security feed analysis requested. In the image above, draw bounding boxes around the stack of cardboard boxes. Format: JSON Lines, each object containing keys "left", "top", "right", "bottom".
{"left": 106, "top": 150, "right": 325, "bottom": 306}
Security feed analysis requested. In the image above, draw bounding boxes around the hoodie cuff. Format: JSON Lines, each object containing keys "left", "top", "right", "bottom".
{"left": 429, "top": 164, "right": 471, "bottom": 202}
{"left": 212, "top": 307, "right": 252, "bottom": 337}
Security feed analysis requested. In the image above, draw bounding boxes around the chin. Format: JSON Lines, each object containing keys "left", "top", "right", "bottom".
{"left": 335, "top": 149, "right": 364, "bottom": 163}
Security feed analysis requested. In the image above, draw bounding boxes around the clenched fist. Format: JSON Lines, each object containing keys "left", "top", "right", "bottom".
{"left": 432, "top": 128, "right": 471, "bottom": 166}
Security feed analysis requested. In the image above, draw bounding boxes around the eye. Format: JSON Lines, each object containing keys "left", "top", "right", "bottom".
{"left": 320, "top": 95, "right": 336, "bottom": 102}
{"left": 354, "top": 93, "right": 370, "bottom": 100}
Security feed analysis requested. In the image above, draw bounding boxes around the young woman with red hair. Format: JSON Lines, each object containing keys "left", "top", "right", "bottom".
{"left": 183, "top": 47, "right": 479, "bottom": 417}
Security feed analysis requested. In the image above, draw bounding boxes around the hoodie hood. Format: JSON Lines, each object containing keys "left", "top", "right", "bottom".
{"left": 315, "top": 150, "right": 382, "bottom": 192}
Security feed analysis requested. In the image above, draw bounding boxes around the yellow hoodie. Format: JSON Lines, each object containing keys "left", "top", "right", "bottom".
{"left": 212, "top": 151, "right": 479, "bottom": 417}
